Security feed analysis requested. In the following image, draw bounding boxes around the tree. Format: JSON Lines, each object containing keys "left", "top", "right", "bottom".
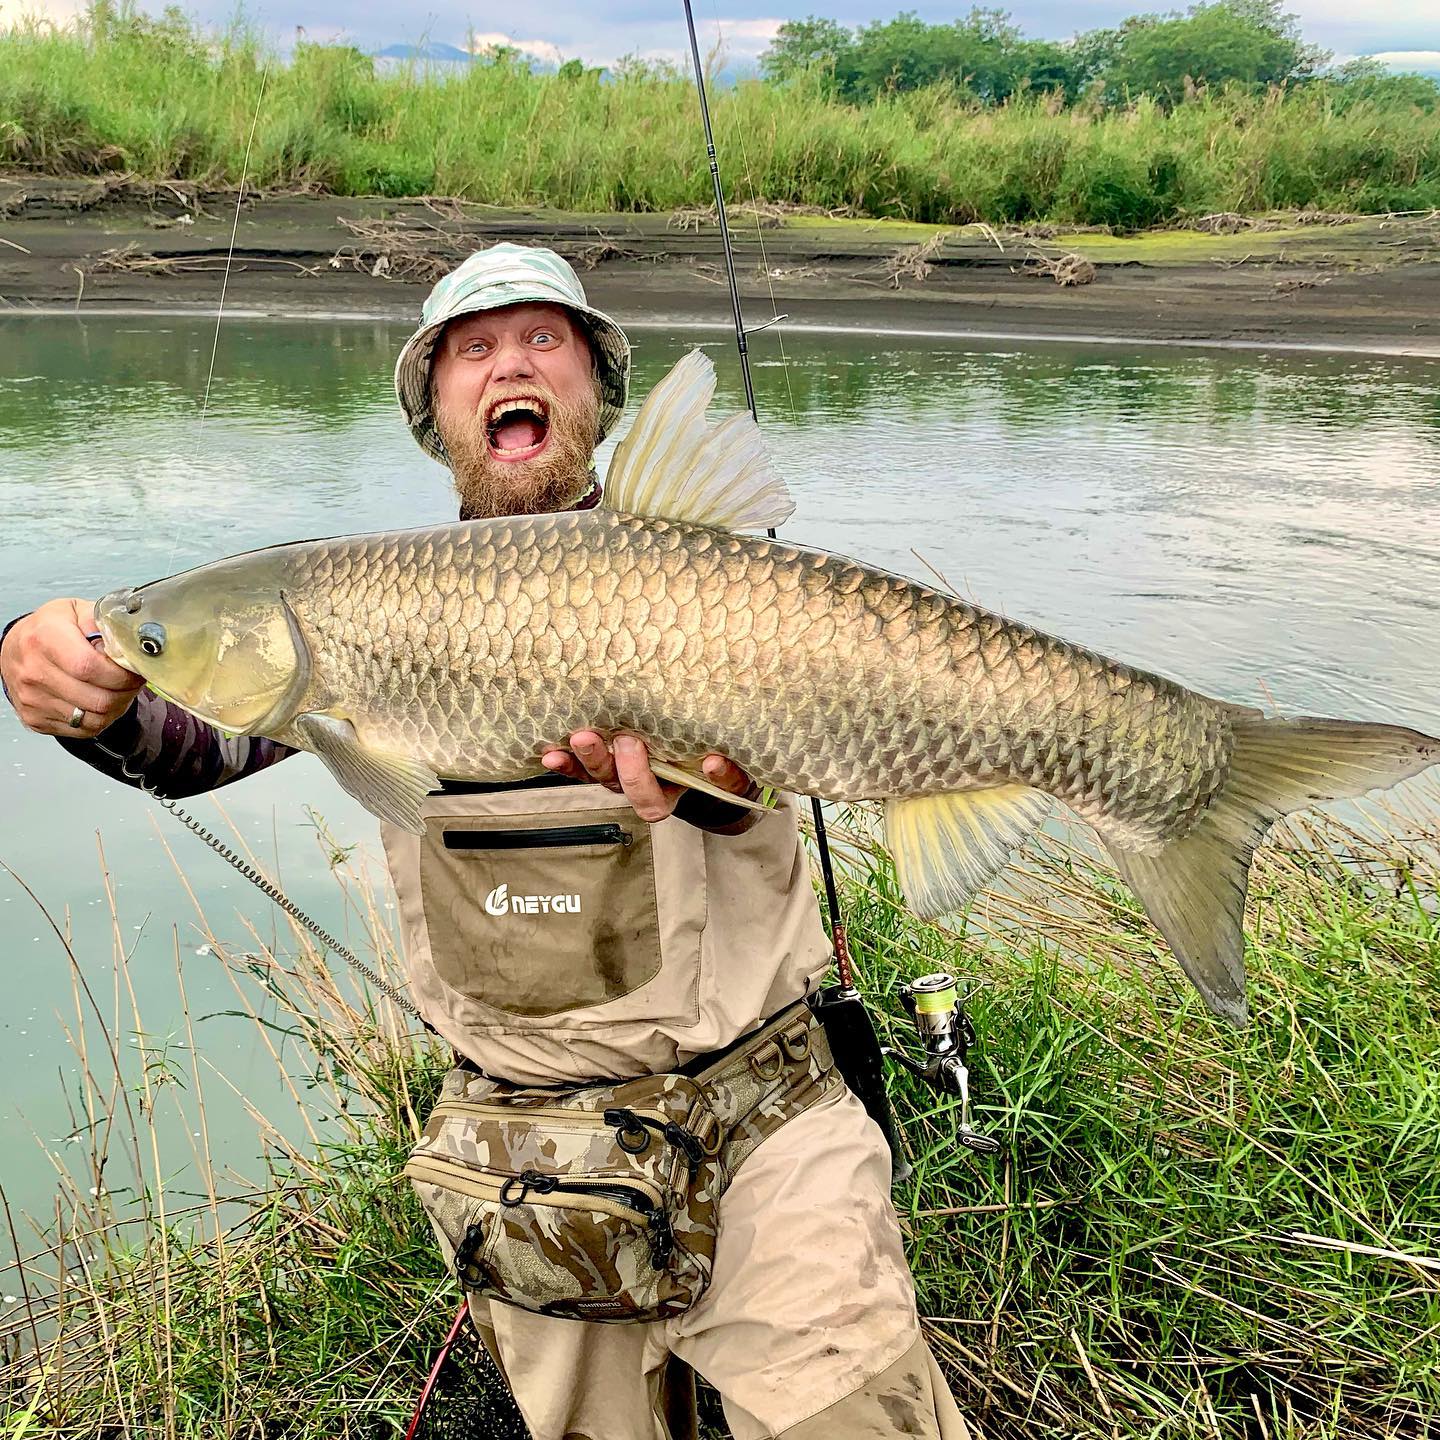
{"left": 759, "top": 16, "right": 853, "bottom": 86}
{"left": 1095, "top": 0, "right": 1328, "bottom": 107}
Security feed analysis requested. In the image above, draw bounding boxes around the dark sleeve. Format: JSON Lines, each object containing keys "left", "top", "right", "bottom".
{"left": 58, "top": 689, "right": 296, "bottom": 798}
{"left": 672, "top": 783, "right": 765, "bottom": 837}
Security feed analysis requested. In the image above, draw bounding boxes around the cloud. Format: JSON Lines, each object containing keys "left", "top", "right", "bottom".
{"left": 463, "top": 30, "right": 570, "bottom": 67}
{"left": 1364, "top": 49, "right": 1440, "bottom": 70}
{"left": 0, "top": 0, "right": 86, "bottom": 27}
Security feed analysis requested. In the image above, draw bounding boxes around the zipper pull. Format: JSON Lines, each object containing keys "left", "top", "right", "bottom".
{"left": 648, "top": 1208, "right": 675, "bottom": 1268}
{"left": 454, "top": 1220, "right": 488, "bottom": 1287}
{"left": 500, "top": 1169, "right": 558, "bottom": 1206}
{"left": 604, "top": 1108, "right": 707, "bottom": 1167}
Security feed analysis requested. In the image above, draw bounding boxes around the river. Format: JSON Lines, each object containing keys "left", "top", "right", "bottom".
{"left": 1, "top": 314, "right": 1437, "bottom": 1272}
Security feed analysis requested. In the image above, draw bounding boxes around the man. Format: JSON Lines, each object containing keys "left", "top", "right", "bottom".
{"left": 2, "top": 245, "right": 969, "bottom": 1440}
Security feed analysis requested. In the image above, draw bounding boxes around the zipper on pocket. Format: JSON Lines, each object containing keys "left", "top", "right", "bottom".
{"left": 512, "top": 1175, "right": 675, "bottom": 1268}
{"left": 407, "top": 1153, "right": 666, "bottom": 1215}
{"left": 443, "top": 824, "right": 632, "bottom": 851}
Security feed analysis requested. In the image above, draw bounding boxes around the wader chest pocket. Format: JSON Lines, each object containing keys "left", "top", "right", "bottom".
{"left": 420, "top": 809, "right": 663, "bottom": 1018}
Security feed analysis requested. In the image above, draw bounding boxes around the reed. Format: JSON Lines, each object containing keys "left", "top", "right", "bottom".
{"left": 1, "top": 780, "right": 1438, "bottom": 1437}
{"left": 1, "top": 10, "right": 1438, "bottom": 225}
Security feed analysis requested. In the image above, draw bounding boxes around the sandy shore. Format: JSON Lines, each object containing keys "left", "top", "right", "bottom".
{"left": 3, "top": 175, "right": 1439, "bottom": 353}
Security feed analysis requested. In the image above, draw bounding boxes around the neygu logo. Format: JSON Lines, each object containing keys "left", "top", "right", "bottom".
{"left": 484, "top": 883, "right": 582, "bottom": 917}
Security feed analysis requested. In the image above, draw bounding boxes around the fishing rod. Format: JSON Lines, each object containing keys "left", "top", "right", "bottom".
{"left": 679, "top": 0, "right": 852, "bottom": 983}
{"left": 678, "top": 4, "right": 997, "bottom": 1154}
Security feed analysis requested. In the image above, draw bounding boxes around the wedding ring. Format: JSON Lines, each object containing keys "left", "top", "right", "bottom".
{"left": 67, "top": 706, "right": 86, "bottom": 729}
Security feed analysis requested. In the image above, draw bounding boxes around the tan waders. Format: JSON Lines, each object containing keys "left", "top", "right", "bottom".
{"left": 383, "top": 781, "right": 972, "bottom": 1439}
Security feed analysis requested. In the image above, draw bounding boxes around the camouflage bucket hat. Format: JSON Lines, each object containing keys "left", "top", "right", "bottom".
{"left": 394, "top": 242, "right": 631, "bottom": 465}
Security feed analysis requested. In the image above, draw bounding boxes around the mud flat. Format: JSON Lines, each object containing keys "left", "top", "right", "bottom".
{"left": 2, "top": 176, "right": 1439, "bottom": 354}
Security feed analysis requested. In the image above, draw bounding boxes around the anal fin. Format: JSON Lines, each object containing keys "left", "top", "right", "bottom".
{"left": 885, "top": 784, "right": 1051, "bottom": 918}
{"left": 293, "top": 713, "right": 438, "bottom": 835}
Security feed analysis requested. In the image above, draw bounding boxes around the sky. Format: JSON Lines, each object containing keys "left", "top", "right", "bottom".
{"left": 1, "top": 0, "right": 1436, "bottom": 72}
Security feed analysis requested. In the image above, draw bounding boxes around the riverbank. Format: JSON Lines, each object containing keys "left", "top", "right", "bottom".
{"left": 3, "top": 177, "right": 1439, "bottom": 353}
{"left": 3, "top": 798, "right": 1438, "bottom": 1437}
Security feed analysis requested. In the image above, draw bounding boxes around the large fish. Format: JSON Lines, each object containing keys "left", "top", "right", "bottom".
{"left": 96, "top": 353, "right": 1437, "bottom": 1026}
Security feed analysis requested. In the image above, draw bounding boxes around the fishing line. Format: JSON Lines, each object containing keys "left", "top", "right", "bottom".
{"left": 89, "top": 736, "right": 422, "bottom": 1019}
{"left": 163, "top": 58, "right": 271, "bottom": 575}
{"left": 704, "top": 4, "right": 800, "bottom": 427}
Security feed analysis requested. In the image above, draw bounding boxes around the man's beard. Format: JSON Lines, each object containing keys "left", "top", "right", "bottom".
{"left": 435, "top": 381, "right": 601, "bottom": 520}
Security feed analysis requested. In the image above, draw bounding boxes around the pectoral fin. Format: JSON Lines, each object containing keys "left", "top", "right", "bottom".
{"left": 885, "top": 785, "right": 1051, "bottom": 918}
{"left": 293, "top": 713, "right": 438, "bottom": 834}
{"left": 650, "top": 759, "right": 771, "bottom": 812}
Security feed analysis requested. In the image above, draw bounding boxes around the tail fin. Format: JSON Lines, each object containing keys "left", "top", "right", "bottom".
{"left": 1108, "top": 715, "right": 1438, "bottom": 1027}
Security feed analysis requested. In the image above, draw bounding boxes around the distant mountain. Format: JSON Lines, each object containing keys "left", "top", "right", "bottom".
{"left": 373, "top": 42, "right": 473, "bottom": 63}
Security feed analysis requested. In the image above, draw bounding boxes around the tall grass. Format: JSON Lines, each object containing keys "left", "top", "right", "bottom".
{"left": 1, "top": 10, "right": 1438, "bottom": 224}
{"left": 2, "top": 780, "right": 1437, "bottom": 1437}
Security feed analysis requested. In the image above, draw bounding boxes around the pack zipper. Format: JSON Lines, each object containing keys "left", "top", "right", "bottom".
{"left": 429, "top": 1099, "right": 674, "bottom": 1130}
{"left": 443, "top": 823, "right": 632, "bottom": 851}
{"left": 405, "top": 1154, "right": 665, "bottom": 1216}
{"left": 408, "top": 1158, "right": 675, "bottom": 1272}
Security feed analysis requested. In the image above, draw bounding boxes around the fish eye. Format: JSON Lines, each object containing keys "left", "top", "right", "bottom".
{"left": 137, "top": 622, "right": 167, "bottom": 657}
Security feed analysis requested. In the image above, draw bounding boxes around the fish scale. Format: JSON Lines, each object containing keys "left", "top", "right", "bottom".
{"left": 275, "top": 508, "right": 1235, "bottom": 841}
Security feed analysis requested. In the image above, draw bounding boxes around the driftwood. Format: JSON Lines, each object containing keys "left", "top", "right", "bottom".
{"left": 1018, "top": 249, "right": 1097, "bottom": 286}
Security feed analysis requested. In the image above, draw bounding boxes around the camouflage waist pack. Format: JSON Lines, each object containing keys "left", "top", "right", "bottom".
{"left": 405, "top": 1000, "right": 840, "bottom": 1323}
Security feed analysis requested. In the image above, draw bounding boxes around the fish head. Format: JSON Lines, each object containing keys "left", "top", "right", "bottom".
{"left": 95, "top": 556, "right": 309, "bottom": 737}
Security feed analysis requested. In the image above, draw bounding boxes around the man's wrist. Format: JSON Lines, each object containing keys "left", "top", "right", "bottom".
{"left": 0, "top": 613, "right": 30, "bottom": 709}
{"left": 673, "top": 781, "right": 765, "bottom": 835}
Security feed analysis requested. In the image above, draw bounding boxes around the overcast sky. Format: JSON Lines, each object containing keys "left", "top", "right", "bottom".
{"left": 4, "top": 0, "right": 1437, "bottom": 70}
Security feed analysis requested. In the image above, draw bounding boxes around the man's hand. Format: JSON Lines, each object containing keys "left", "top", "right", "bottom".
{"left": 0, "top": 599, "right": 145, "bottom": 738}
{"left": 541, "top": 731, "right": 753, "bottom": 823}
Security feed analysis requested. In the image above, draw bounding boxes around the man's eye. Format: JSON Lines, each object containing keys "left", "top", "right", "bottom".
{"left": 531, "top": 331, "right": 556, "bottom": 345}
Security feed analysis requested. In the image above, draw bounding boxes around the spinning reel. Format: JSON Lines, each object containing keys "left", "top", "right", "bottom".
{"left": 886, "top": 973, "right": 1001, "bottom": 1155}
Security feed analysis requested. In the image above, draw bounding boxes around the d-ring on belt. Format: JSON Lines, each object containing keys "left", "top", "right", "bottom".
{"left": 677, "top": 998, "right": 841, "bottom": 1183}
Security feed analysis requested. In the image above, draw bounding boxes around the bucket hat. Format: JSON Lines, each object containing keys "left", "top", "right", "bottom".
{"left": 394, "top": 242, "right": 631, "bottom": 465}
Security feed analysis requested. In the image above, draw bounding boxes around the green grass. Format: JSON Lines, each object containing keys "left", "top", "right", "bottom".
{"left": 1, "top": 9, "right": 1439, "bottom": 226}
{"left": 2, "top": 790, "right": 1438, "bottom": 1436}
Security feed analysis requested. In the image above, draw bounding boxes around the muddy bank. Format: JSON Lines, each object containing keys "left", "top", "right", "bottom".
{"left": 3, "top": 175, "right": 1439, "bottom": 353}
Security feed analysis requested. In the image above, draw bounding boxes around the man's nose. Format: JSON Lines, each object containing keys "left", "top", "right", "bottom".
{"left": 489, "top": 335, "right": 536, "bottom": 384}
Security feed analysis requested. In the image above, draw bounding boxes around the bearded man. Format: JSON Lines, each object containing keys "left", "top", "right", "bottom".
{"left": 1, "top": 245, "right": 970, "bottom": 1440}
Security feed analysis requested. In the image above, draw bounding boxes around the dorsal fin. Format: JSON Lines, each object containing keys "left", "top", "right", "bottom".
{"left": 602, "top": 350, "right": 795, "bottom": 532}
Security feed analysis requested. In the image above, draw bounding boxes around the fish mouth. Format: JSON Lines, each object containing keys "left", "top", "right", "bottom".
{"left": 484, "top": 393, "right": 551, "bottom": 463}
{"left": 93, "top": 587, "right": 142, "bottom": 670}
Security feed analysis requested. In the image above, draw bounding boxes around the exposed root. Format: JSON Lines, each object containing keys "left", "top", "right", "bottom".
{"left": 1270, "top": 273, "right": 1333, "bottom": 296}
{"left": 667, "top": 204, "right": 712, "bottom": 233}
{"left": 1290, "top": 208, "right": 1365, "bottom": 226}
{"left": 330, "top": 217, "right": 466, "bottom": 284}
{"left": 87, "top": 243, "right": 317, "bottom": 278}
{"left": 1004, "top": 221, "right": 1057, "bottom": 240}
{"left": 1192, "top": 212, "right": 1262, "bottom": 235}
{"left": 332, "top": 215, "right": 642, "bottom": 283}
{"left": 667, "top": 198, "right": 858, "bottom": 233}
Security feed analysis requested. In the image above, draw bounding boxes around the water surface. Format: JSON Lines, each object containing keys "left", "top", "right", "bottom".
{"left": 2, "top": 315, "right": 1437, "bottom": 1265}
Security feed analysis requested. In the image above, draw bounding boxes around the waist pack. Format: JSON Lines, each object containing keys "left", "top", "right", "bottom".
{"left": 405, "top": 1000, "right": 838, "bottom": 1323}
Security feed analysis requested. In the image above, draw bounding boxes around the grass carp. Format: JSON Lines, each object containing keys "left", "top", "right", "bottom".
{"left": 95, "top": 352, "right": 1439, "bottom": 1026}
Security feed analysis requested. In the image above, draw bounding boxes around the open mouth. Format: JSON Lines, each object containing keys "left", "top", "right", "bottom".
{"left": 484, "top": 395, "right": 552, "bottom": 462}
